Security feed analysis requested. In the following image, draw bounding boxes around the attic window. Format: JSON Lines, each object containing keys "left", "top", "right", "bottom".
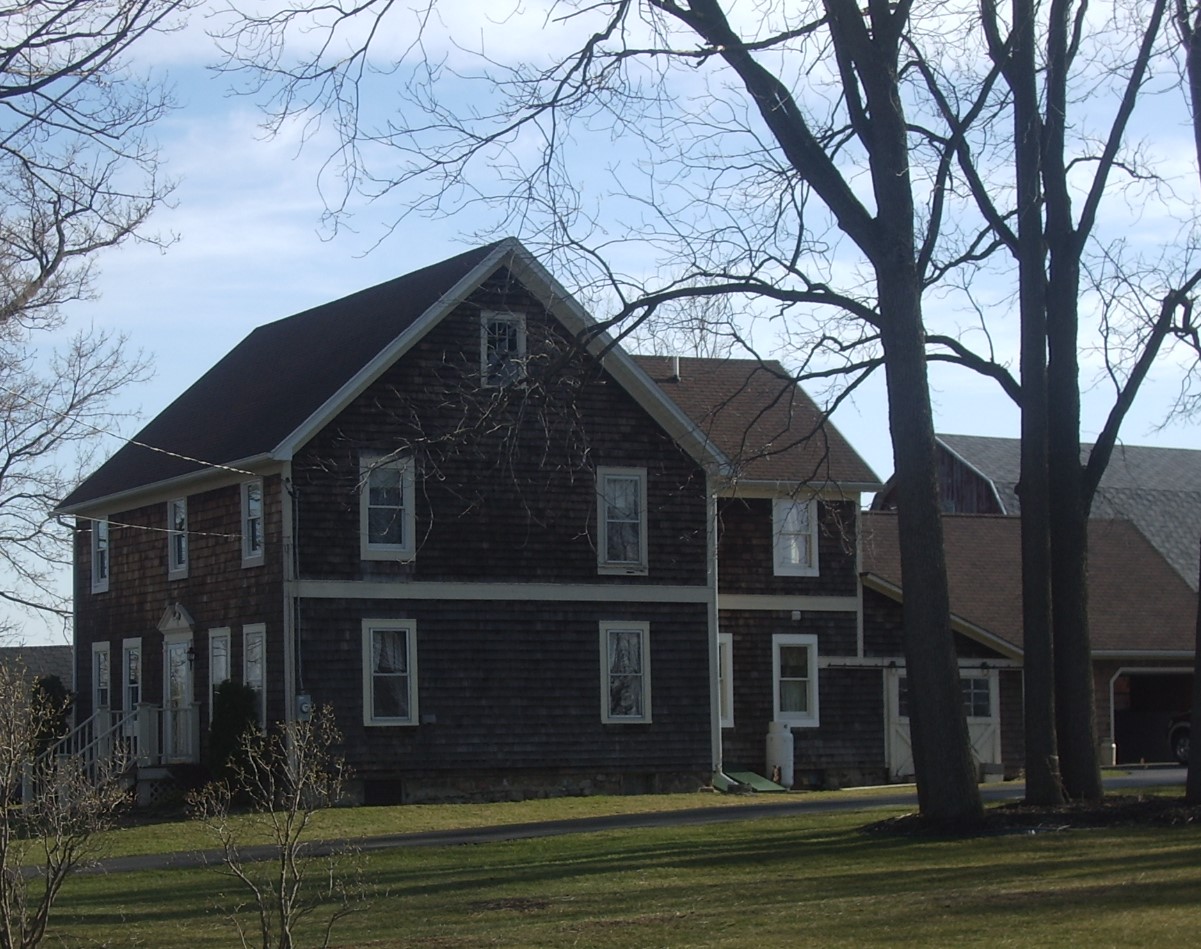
{"left": 480, "top": 312, "right": 526, "bottom": 387}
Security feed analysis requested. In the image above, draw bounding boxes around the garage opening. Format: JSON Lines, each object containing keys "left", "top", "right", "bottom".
{"left": 1112, "top": 672, "right": 1192, "bottom": 764}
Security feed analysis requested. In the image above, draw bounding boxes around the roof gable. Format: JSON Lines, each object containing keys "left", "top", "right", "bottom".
{"left": 58, "top": 241, "right": 732, "bottom": 512}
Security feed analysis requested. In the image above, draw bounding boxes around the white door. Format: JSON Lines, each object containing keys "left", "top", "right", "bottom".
{"left": 885, "top": 667, "right": 1001, "bottom": 781}
{"left": 164, "top": 638, "right": 194, "bottom": 761}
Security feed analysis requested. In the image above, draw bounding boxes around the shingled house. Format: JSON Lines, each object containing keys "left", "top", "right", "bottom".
{"left": 56, "top": 239, "right": 881, "bottom": 802}
{"left": 871, "top": 434, "right": 1201, "bottom": 766}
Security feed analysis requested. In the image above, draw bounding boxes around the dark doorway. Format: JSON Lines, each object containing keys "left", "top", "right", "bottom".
{"left": 1113, "top": 673, "right": 1192, "bottom": 764}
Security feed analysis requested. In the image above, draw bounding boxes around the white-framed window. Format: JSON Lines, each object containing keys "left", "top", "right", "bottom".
{"left": 360, "top": 454, "right": 416, "bottom": 561}
{"left": 896, "top": 673, "right": 995, "bottom": 721}
{"left": 167, "top": 498, "right": 188, "bottom": 579}
{"left": 600, "top": 621, "right": 651, "bottom": 724}
{"left": 597, "top": 467, "right": 648, "bottom": 574}
{"left": 91, "top": 518, "right": 109, "bottom": 594}
{"left": 773, "top": 633, "right": 819, "bottom": 726}
{"left": 92, "top": 642, "right": 111, "bottom": 711}
{"left": 122, "top": 638, "right": 141, "bottom": 711}
{"left": 772, "top": 498, "right": 819, "bottom": 577}
{"left": 209, "top": 627, "right": 231, "bottom": 722}
{"left": 241, "top": 480, "right": 265, "bottom": 566}
{"left": 362, "top": 619, "right": 418, "bottom": 726}
{"left": 243, "top": 624, "right": 266, "bottom": 727}
{"left": 480, "top": 311, "right": 526, "bottom": 387}
{"left": 718, "top": 631, "right": 734, "bottom": 729}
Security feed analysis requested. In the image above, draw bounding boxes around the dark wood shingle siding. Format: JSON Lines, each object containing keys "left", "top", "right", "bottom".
{"left": 717, "top": 498, "right": 859, "bottom": 596}
{"left": 73, "top": 476, "right": 286, "bottom": 722}
{"left": 298, "top": 598, "right": 711, "bottom": 779}
{"left": 293, "top": 277, "right": 708, "bottom": 586}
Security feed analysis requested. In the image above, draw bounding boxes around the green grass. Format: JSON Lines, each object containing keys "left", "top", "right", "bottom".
{"left": 48, "top": 793, "right": 1201, "bottom": 948}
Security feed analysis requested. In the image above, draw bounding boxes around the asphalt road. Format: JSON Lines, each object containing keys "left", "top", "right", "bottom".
{"left": 79, "top": 766, "right": 1186, "bottom": 876}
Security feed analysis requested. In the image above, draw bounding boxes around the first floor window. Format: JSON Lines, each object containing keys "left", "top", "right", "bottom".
{"left": 209, "top": 628, "right": 231, "bottom": 722}
{"left": 122, "top": 638, "right": 141, "bottom": 710}
{"left": 243, "top": 625, "right": 266, "bottom": 727}
{"left": 597, "top": 467, "right": 648, "bottom": 574}
{"left": 242, "top": 480, "right": 264, "bottom": 565}
{"left": 92, "top": 642, "right": 111, "bottom": 711}
{"left": 773, "top": 633, "right": 819, "bottom": 726}
{"left": 91, "top": 518, "right": 110, "bottom": 593}
{"left": 360, "top": 454, "right": 416, "bottom": 560}
{"left": 718, "top": 632, "right": 734, "bottom": 729}
{"left": 600, "top": 621, "right": 651, "bottom": 723}
{"left": 168, "top": 498, "right": 188, "bottom": 579}
{"left": 362, "top": 620, "right": 417, "bottom": 726}
{"left": 772, "top": 498, "right": 819, "bottom": 576}
{"left": 898, "top": 674, "right": 993, "bottom": 720}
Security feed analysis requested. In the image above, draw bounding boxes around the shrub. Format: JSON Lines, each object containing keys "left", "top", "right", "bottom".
{"left": 207, "top": 680, "right": 261, "bottom": 779}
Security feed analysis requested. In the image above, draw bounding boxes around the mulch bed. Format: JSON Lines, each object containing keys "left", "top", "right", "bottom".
{"left": 864, "top": 795, "right": 1201, "bottom": 838}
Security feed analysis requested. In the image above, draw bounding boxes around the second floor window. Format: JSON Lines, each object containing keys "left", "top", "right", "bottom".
{"left": 167, "top": 498, "right": 188, "bottom": 579}
{"left": 597, "top": 467, "right": 648, "bottom": 574}
{"left": 772, "top": 498, "right": 819, "bottom": 577}
{"left": 360, "top": 454, "right": 416, "bottom": 560}
{"left": 91, "top": 518, "right": 109, "bottom": 594}
{"left": 242, "top": 480, "right": 264, "bottom": 565}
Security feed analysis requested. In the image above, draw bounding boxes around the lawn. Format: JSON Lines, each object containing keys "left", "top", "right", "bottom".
{"left": 49, "top": 791, "right": 1201, "bottom": 948}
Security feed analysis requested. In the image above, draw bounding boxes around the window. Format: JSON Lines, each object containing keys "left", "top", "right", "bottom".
{"left": 773, "top": 633, "right": 819, "bottom": 726}
{"left": 597, "top": 467, "right": 648, "bottom": 574}
{"left": 718, "top": 632, "right": 734, "bottom": 729}
{"left": 772, "top": 498, "right": 819, "bottom": 577}
{"left": 122, "top": 638, "right": 141, "bottom": 710}
{"left": 480, "top": 311, "right": 526, "bottom": 386}
{"left": 168, "top": 498, "right": 188, "bottom": 579}
{"left": 600, "top": 621, "right": 651, "bottom": 724}
{"left": 362, "top": 620, "right": 418, "bottom": 726}
{"left": 241, "top": 480, "right": 264, "bottom": 566}
{"left": 209, "top": 628, "right": 231, "bottom": 722}
{"left": 360, "top": 454, "right": 416, "bottom": 560}
{"left": 897, "top": 675, "right": 994, "bottom": 720}
{"left": 243, "top": 624, "right": 266, "bottom": 727}
{"left": 92, "top": 642, "right": 111, "bottom": 711}
{"left": 91, "top": 518, "right": 109, "bottom": 593}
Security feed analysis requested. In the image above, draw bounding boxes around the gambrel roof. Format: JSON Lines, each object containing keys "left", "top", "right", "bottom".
{"left": 937, "top": 434, "right": 1201, "bottom": 591}
{"left": 58, "top": 239, "right": 878, "bottom": 514}
{"left": 861, "top": 512, "right": 1197, "bottom": 657}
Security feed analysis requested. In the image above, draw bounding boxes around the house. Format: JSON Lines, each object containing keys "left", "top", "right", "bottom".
{"left": 56, "top": 239, "right": 881, "bottom": 802}
{"left": 871, "top": 434, "right": 1201, "bottom": 765}
{"left": 0, "top": 645, "right": 72, "bottom": 687}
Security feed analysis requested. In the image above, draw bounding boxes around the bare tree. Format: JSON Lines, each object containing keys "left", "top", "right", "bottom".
{"left": 0, "top": 0, "right": 189, "bottom": 630}
{"left": 189, "top": 709, "right": 363, "bottom": 949}
{"left": 0, "top": 661, "right": 129, "bottom": 949}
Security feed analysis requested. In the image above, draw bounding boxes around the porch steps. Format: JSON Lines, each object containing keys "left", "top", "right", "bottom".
{"left": 724, "top": 770, "right": 787, "bottom": 793}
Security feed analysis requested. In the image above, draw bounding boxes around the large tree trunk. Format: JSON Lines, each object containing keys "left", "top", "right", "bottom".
{"left": 1046, "top": 277, "right": 1102, "bottom": 801}
{"left": 879, "top": 285, "right": 983, "bottom": 828}
{"left": 1187, "top": 538, "right": 1201, "bottom": 804}
{"left": 1010, "top": 0, "right": 1062, "bottom": 805}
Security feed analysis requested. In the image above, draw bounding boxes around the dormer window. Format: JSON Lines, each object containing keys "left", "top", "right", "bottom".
{"left": 480, "top": 312, "right": 526, "bottom": 387}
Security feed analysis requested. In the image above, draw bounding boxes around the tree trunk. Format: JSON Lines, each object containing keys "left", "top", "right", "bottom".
{"left": 878, "top": 286, "right": 983, "bottom": 828}
{"left": 1011, "top": 0, "right": 1063, "bottom": 805}
{"left": 1046, "top": 272, "right": 1102, "bottom": 801}
{"left": 1187, "top": 537, "right": 1201, "bottom": 804}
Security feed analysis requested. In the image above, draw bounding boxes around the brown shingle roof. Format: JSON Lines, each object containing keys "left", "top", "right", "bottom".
{"left": 861, "top": 512, "right": 1196, "bottom": 655}
{"left": 633, "top": 356, "right": 880, "bottom": 488}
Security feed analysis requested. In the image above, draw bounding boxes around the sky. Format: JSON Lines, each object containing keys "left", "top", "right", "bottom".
{"left": 21, "top": 4, "right": 1201, "bottom": 643}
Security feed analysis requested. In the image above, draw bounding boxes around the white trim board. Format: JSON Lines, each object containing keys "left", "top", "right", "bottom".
{"left": 295, "top": 579, "right": 711, "bottom": 603}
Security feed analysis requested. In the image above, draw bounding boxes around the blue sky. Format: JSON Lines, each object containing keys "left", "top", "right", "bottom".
{"left": 24, "top": 5, "right": 1201, "bottom": 642}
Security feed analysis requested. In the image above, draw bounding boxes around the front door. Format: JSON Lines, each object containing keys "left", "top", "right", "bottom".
{"left": 885, "top": 667, "right": 1001, "bottom": 780}
{"left": 164, "top": 638, "right": 194, "bottom": 761}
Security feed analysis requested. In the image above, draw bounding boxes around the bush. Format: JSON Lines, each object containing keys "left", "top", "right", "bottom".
{"left": 207, "top": 680, "right": 260, "bottom": 779}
